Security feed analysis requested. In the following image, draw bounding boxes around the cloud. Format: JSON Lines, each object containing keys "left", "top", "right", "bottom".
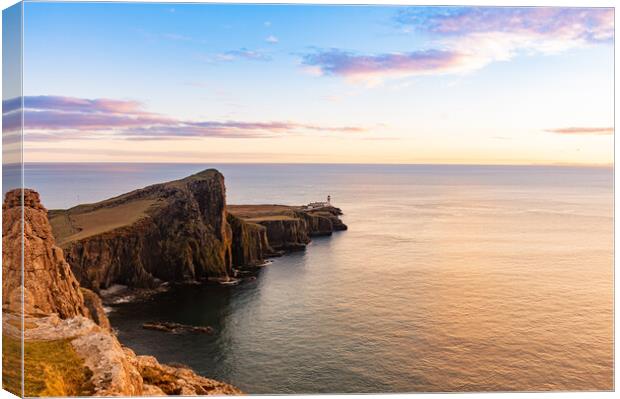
{"left": 209, "top": 48, "right": 272, "bottom": 62}
{"left": 545, "top": 127, "right": 614, "bottom": 135}
{"left": 303, "top": 49, "right": 476, "bottom": 84}
{"left": 266, "top": 35, "right": 279, "bottom": 44}
{"left": 2, "top": 95, "right": 367, "bottom": 141}
{"left": 396, "top": 7, "right": 613, "bottom": 43}
{"left": 303, "top": 7, "right": 613, "bottom": 84}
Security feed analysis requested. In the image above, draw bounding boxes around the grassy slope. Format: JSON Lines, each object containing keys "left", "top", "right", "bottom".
{"left": 227, "top": 205, "right": 300, "bottom": 222}
{"left": 49, "top": 199, "right": 156, "bottom": 245}
{"left": 2, "top": 335, "right": 93, "bottom": 397}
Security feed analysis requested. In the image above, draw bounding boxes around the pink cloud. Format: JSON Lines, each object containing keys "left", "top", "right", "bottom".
{"left": 303, "top": 49, "right": 471, "bottom": 82}
{"left": 545, "top": 127, "right": 614, "bottom": 135}
{"left": 3, "top": 96, "right": 367, "bottom": 141}
{"left": 398, "top": 7, "right": 613, "bottom": 43}
{"left": 305, "top": 7, "right": 613, "bottom": 84}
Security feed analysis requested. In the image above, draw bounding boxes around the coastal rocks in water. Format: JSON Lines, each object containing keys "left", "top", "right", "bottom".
{"left": 49, "top": 169, "right": 234, "bottom": 290}
{"left": 2, "top": 189, "right": 90, "bottom": 319}
{"left": 142, "top": 321, "right": 215, "bottom": 335}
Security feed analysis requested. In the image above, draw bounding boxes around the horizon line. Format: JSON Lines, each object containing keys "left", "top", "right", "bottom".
{"left": 7, "top": 161, "right": 615, "bottom": 168}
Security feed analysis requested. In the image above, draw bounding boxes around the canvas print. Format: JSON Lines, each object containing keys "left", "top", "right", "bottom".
{"left": 1, "top": 1, "right": 614, "bottom": 397}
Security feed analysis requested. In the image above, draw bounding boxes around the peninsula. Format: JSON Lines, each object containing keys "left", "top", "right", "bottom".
{"left": 48, "top": 169, "right": 347, "bottom": 291}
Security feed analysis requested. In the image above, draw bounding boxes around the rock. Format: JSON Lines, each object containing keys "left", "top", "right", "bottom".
{"left": 2, "top": 189, "right": 90, "bottom": 319}
{"left": 142, "top": 321, "right": 215, "bottom": 335}
{"left": 81, "top": 288, "right": 111, "bottom": 331}
{"left": 49, "top": 170, "right": 234, "bottom": 290}
{"left": 127, "top": 351, "right": 242, "bottom": 395}
{"left": 2, "top": 188, "right": 241, "bottom": 396}
{"left": 227, "top": 204, "right": 348, "bottom": 252}
{"left": 50, "top": 170, "right": 347, "bottom": 291}
{"left": 227, "top": 213, "right": 275, "bottom": 268}
{"left": 71, "top": 328, "right": 144, "bottom": 396}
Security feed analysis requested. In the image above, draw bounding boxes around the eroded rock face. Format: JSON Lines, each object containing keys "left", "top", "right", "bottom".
{"left": 52, "top": 170, "right": 234, "bottom": 290}
{"left": 81, "top": 288, "right": 111, "bottom": 331}
{"left": 229, "top": 205, "right": 348, "bottom": 252}
{"left": 2, "top": 189, "right": 89, "bottom": 319}
{"left": 227, "top": 213, "right": 275, "bottom": 267}
{"left": 125, "top": 350, "right": 242, "bottom": 396}
{"left": 256, "top": 218, "right": 311, "bottom": 251}
{"left": 2, "top": 189, "right": 242, "bottom": 396}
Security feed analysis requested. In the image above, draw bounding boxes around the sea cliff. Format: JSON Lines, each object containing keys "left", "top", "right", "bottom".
{"left": 49, "top": 169, "right": 347, "bottom": 290}
{"left": 2, "top": 189, "right": 241, "bottom": 397}
{"left": 49, "top": 169, "right": 234, "bottom": 290}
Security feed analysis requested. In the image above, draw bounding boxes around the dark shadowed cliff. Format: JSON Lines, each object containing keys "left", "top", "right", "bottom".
{"left": 50, "top": 169, "right": 347, "bottom": 291}
{"left": 49, "top": 169, "right": 234, "bottom": 290}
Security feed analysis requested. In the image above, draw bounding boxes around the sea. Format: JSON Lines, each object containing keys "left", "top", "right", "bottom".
{"left": 16, "top": 163, "right": 614, "bottom": 393}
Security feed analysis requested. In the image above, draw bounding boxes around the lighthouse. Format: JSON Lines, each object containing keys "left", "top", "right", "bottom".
{"left": 327, "top": 195, "right": 331, "bottom": 204}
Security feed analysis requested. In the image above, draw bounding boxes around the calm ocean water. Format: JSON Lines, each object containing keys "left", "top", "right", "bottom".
{"left": 22, "top": 163, "right": 614, "bottom": 393}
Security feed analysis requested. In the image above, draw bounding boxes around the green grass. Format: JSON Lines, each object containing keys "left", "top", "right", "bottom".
{"left": 2, "top": 335, "right": 94, "bottom": 397}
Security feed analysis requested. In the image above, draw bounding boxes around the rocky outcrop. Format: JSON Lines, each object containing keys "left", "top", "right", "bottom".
{"left": 50, "top": 170, "right": 234, "bottom": 291}
{"left": 2, "top": 189, "right": 90, "bottom": 319}
{"left": 80, "top": 288, "right": 111, "bottom": 331}
{"left": 227, "top": 204, "right": 348, "bottom": 252}
{"left": 127, "top": 350, "right": 241, "bottom": 395}
{"left": 2, "top": 189, "right": 241, "bottom": 397}
{"left": 3, "top": 313, "right": 241, "bottom": 397}
{"left": 142, "top": 321, "right": 214, "bottom": 334}
{"left": 51, "top": 169, "right": 347, "bottom": 290}
{"left": 255, "top": 218, "right": 311, "bottom": 251}
{"left": 227, "top": 213, "right": 275, "bottom": 267}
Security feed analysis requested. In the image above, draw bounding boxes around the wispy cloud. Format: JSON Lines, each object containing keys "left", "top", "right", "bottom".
{"left": 3, "top": 95, "right": 367, "bottom": 141}
{"left": 396, "top": 7, "right": 613, "bottom": 43}
{"left": 545, "top": 127, "right": 614, "bottom": 135}
{"left": 303, "top": 49, "right": 473, "bottom": 85}
{"left": 303, "top": 7, "right": 613, "bottom": 85}
{"left": 266, "top": 35, "right": 279, "bottom": 44}
{"left": 205, "top": 48, "right": 272, "bottom": 63}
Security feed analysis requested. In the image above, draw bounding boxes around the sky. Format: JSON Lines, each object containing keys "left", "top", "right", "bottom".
{"left": 3, "top": 3, "right": 615, "bottom": 165}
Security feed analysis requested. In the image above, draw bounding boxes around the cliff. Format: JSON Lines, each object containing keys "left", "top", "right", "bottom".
{"left": 49, "top": 169, "right": 234, "bottom": 290}
{"left": 1, "top": 188, "right": 241, "bottom": 397}
{"left": 227, "top": 204, "right": 347, "bottom": 251}
{"left": 50, "top": 169, "right": 347, "bottom": 290}
{"left": 2, "top": 189, "right": 90, "bottom": 319}
{"left": 227, "top": 213, "right": 276, "bottom": 268}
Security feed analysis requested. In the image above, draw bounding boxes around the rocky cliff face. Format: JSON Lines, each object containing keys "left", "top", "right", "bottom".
{"left": 227, "top": 213, "right": 275, "bottom": 267}
{"left": 50, "top": 170, "right": 234, "bottom": 290}
{"left": 2, "top": 189, "right": 90, "bottom": 319}
{"left": 49, "top": 170, "right": 347, "bottom": 290}
{"left": 228, "top": 204, "right": 348, "bottom": 252}
{"left": 2, "top": 188, "right": 241, "bottom": 397}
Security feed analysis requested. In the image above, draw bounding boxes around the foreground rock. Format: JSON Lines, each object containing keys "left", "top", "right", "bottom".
{"left": 3, "top": 190, "right": 90, "bottom": 319}
{"left": 2, "top": 189, "right": 241, "bottom": 396}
